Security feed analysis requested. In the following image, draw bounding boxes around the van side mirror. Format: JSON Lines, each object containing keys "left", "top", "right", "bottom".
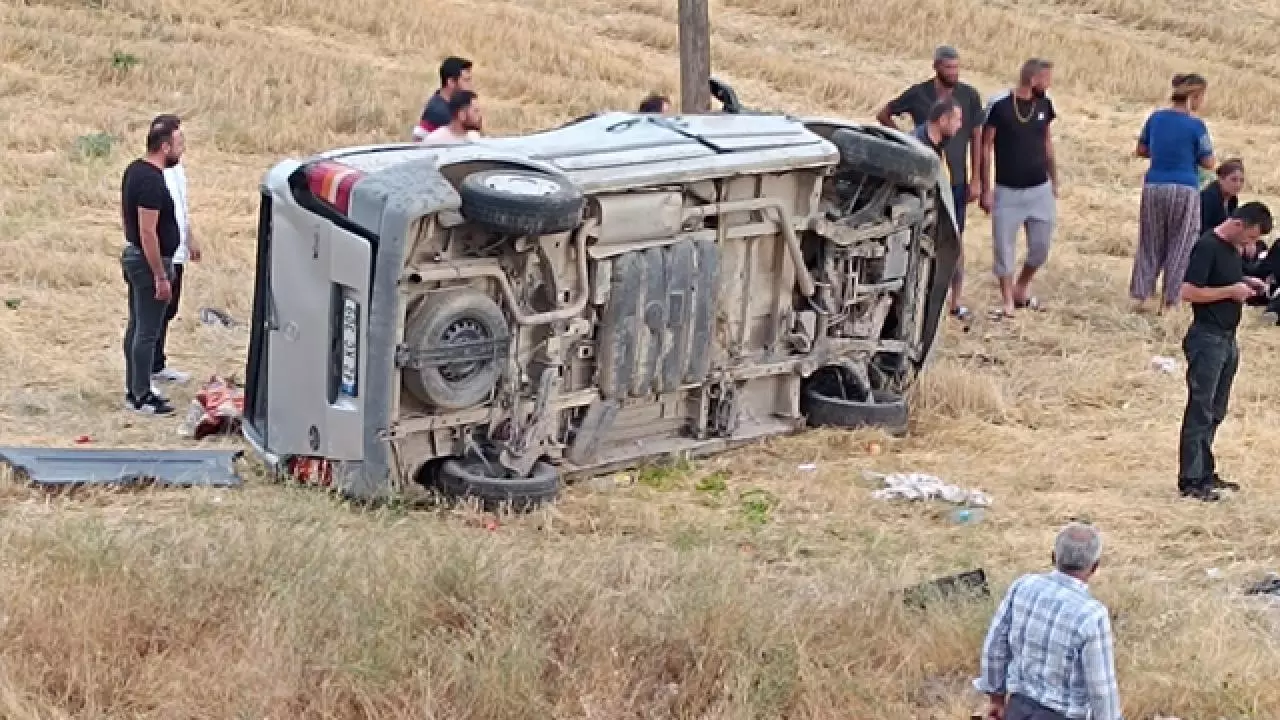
{"left": 709, "top": 77, "right": 742, "bottom": 114}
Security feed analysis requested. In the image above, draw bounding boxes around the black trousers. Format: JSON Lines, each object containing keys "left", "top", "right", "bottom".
{"left": 1177, "top": 323, "right": 1238, "bottom": 487}
{"left": 121, "top": 246, "right": 174, "bottom": 401}
{"left": 152, "top": 262, "right": 184, "bottom": 373}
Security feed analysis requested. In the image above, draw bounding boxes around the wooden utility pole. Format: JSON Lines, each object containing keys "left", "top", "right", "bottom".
{"left": 678, "top": 0, "right": 711, "bottom": 113}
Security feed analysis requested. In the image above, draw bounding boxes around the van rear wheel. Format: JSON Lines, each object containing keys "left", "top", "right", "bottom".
{"left": 433, "top": 455, "right": 561, "bottom": 511}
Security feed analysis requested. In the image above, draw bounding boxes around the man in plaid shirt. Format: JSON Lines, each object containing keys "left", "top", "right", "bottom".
{"left": 974, "top": 522, "right": 1124, "bottom": 720}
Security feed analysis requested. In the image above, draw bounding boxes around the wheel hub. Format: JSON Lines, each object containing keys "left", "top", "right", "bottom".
{"left": 438, "top": 318, "right": 490, "bottom": 383}
{"left": 483, "top": 173, "right": 562, "bottom": 197}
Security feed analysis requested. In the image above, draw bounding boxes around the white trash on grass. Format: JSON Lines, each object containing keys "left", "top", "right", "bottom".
{"left": 866, "top": 471, "right": 992, "bottom": 507}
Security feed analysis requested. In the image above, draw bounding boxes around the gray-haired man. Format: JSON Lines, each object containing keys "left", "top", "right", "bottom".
{"left": 974, "top": 522, "right": 1123, "bottom": 720}
{"left": 878, "top": 45, "right": 984, "bottom": 323}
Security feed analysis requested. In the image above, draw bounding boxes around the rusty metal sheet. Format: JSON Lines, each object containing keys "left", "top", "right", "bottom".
{"left": 0, "top": 447, "right": 242, "bottom": 488}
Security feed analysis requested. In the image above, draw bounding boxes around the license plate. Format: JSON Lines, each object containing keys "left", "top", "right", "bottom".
{"left": 340, "top": 297, "right": 359, "bottom": 396}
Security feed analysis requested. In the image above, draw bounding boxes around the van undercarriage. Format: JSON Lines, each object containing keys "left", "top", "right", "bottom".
{"left": 242, "top": 111, "right": 958, "bottom": 507}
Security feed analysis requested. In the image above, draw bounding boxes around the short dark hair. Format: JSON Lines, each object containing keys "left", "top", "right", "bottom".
{"left": 1233, "top": 201, "right": 1272, "bottom": 234}
{"left": 448, "top": 90, "right": 477, "bottom": 118}
{"left": 927, "top": 98, "right": 958, "bottom": 124}
{"left": 146, "top": 113, "right": 181, "bottom": 153}
{"left": 1019, "top": 58, "right": 1052, "bottom": 85}
{"left": 1217, "top": 157, "right": 1244, "bottom": 178}
{"left": 638, "top": 93, "right": 670, "bottom": 113}
{"left": 1171, "top": 72, "right": 1207, "bottom": 103}
{"left": 439, "top": 56, "right": 472, "bottom": 87}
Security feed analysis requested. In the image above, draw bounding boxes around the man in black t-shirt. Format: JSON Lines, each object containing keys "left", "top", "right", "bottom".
{"left": 878, "top": 45, "right": 984, "bottom": 323}
{"left": 413, "top": 56, "right": 473, "bottom": 141}
{"left": 911, "top": 99, "right": 963, "bottom": 179}
{"left": 979, "top": 58, "right": 1058, "bottom": 319}
{"left": 1177, "top": 202, "right": 1272, "bottom": 501}
{"left": 119, "top": 114, "right": 185, "bottom": 415}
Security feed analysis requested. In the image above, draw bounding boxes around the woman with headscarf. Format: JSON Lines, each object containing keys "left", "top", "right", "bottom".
{"left": 1130, "top": 73, "right": 1216, "bottom": 313}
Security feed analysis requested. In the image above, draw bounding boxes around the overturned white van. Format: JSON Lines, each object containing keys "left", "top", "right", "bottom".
{"left": 241, "top": 106, "right": 958, "bottom": 507}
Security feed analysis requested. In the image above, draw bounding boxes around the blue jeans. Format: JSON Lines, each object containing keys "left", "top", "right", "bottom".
{"left": 120, "top": 245, "right": 174, "bottom": 401}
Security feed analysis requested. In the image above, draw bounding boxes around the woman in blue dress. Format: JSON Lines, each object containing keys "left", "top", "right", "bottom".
{"left": 1130, "top": 74, "right": 1216, "bottom": 313}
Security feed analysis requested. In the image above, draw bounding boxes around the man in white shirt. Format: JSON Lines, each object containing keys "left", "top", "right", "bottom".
{"left": 154, "top": 160, "right": 201, "bottom": 388}
{"left": 423, "top": 90, "right": 483, "bottom": 144}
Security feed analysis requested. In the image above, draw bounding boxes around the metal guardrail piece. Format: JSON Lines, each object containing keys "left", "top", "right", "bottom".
{"left": 0, "top": 447, "right": 243, "bottom": 488}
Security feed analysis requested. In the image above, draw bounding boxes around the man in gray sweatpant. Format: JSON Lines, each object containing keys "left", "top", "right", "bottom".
{"left": 979, "top": 58, "right": 1059, "bottom": 319}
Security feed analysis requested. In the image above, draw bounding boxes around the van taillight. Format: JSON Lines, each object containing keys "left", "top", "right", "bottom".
{"left": 288, "top": 457, "right": 332, "bottom": 487}
{"left": 305, "top": 161, "right": 365, "bottom": 215}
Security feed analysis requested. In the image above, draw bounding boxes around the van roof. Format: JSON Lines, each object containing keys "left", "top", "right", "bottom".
{"left": 305, "top": 111, "right": 839, "bottom": 194}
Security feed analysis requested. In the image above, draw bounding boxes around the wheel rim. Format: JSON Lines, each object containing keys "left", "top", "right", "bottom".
{"left": 483, "top": 173, "right": 562, "bottom": 197}
{"left": 438, "top": 318, "right": 490, "bottom": 383}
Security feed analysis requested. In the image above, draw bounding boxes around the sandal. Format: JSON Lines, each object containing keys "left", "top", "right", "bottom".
{"left": 951, "top": 306, "right": 972, "bottom": 322}
{"left": 1014, "top": 296, "right": 1045, "bottom": 312}
{"left": 986, "top": 308, "right": 1013, "bottom": 322}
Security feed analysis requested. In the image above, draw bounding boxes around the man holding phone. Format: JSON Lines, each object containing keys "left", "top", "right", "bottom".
{"left": 1177, "top": 201, "right": 1273, "bottom": 501}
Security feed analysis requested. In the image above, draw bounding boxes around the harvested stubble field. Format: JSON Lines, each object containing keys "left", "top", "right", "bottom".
{"left": 3, "top": 0, "right": 1280, "bottom": 717}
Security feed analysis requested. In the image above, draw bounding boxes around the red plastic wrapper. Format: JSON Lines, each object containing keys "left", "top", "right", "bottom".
{"left": 180, "top": 376, "right": 245, "bottom": 440}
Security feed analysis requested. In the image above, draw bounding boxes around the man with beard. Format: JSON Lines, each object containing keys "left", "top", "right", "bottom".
{"left": 878, "top": 45, "right": 983, "bottom": 324}
{"left": 979, "top": 58, "right": 1058, "bottom": 321}
{"left": 413, "top": 56, "right": 473, "bottom": 141}
{"left": 424, "top": 90, "right": 483, "bottom": 144}
{"left": 119, "top": 114, "right": 184, "bottom": 415}
{"left": 912, "top": 99, "right": 964, "bottom": 179}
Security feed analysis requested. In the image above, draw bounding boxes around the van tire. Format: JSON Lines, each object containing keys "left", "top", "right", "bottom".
{"left": 830, "top": 128, "right": 939, "bottom": 189}
{"left": 802, "top": 371, "right": 910, "bottom": 436}
{"left": 460, "top": 168, "right": 584, "bottom": 236}
{"left": 403, "top": 289, "right": 509, "bottom": 411}
{"left": 434, "top": 456, "right": 560, "bottom": 511}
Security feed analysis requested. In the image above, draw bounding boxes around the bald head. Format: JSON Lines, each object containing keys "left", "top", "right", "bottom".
{"left": 1053, "top": 522, "right": 1102, "bottom": 575}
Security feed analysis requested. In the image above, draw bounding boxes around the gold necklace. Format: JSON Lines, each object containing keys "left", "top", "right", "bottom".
{"left": 1013, "top": 94, "right": 1035, "bottom": 123}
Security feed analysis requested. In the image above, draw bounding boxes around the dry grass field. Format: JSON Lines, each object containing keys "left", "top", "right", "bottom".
{"left": 4, "top": 0, "right": 1280, "bottom": 717}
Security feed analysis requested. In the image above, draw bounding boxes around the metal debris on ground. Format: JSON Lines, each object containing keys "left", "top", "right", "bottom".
{"left": 902, "top": 567, "right": 990, "bottom": 609}
{"left": 867, "top": 471, "right": 992, "bottom": 507}
{"left": 199, "top": 306, "right": 238, "bottom": 327}
{"left": 1244, "top": 572, "right": 1280, "bottom": 596}
{"left": 0, "top": 446, "right": 242, "bottom": 488}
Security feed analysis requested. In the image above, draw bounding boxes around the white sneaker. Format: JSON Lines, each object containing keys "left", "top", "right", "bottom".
{"left": 152, "top": 367, "right": 191, "bottom": 384}
{"left": 151, "top": 383, "right": 167, "bottom": 400}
